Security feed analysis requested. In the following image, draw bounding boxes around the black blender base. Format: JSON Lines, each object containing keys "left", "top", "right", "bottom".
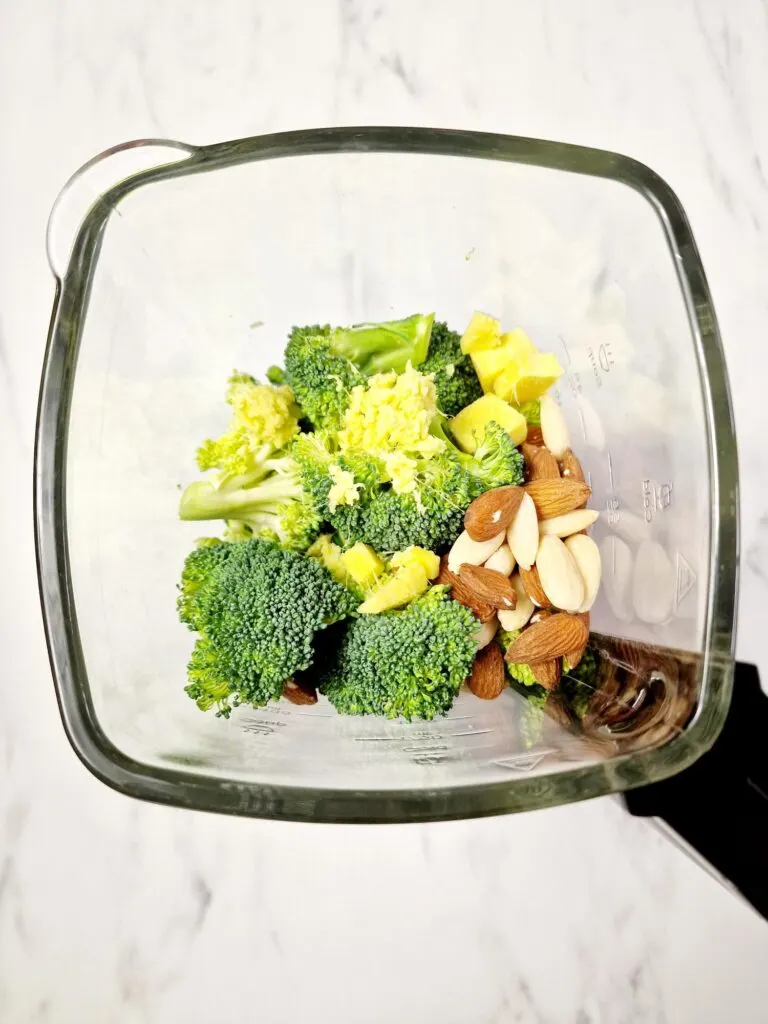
{"left": 624, "top": 662, "right": 768, "bottom": 920}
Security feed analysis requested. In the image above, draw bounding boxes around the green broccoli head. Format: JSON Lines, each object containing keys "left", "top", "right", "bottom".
{"left": 179, "top": 538, "right": 358, "bottom": 716}
{"left": 177, "top": 538, "right": 236, "bottom": 631}
{"left": 284, "top": 325, "right": 364, "bottom": 432}
{"left": 469, "top": 421, "right": 525, "bottom": 489}
{"left": 319, "top": 587, "right": 478, "bottom": 720}
{"left": 283, "top": 314, "right": 435, "bottom": 430}
{"left": 433, "top": 418, "right": 524, "bottom": 490}
{"left": 421, "top": 320, "right": 483, "bottom": 417}
{"left": 329, "top": 455, "right": 483, "bottom": 554}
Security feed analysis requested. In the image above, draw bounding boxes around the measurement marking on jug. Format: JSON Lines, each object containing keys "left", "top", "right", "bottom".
{"left": 606, "top": 494, "right": 621, "bottom": 525}
{"left": 642, "top": 479, "right": 673, "bottom": 522}
{"left": 598, "top": 341, "right": 615, "bottom": 372}
{"left": 560, "top": 336, "right": 571, "bottom": 365}
{"left": 607, "top": 451, "right": 615, "bottom": 488}
{"left": 675, "top": 552, "right": 697, "bottom": 607}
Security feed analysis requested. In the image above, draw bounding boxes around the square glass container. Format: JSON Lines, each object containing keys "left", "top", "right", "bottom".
{"left": 35, "top": 128, "right": 738, "bottom": 822}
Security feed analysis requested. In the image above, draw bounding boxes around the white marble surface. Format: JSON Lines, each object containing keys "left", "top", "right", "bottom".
{"left": 2, "top": 1, "right": 768, "bottom": 1021}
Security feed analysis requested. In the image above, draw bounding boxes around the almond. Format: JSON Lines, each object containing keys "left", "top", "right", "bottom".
{"left": 504, "top": 612, "right": 588, "bottom": 664}
{"left": 519, "top": 565, "right": 550, "bottom": 608}
{"left": 526, "top": 425, "right": 544, "bottom": 446}
{"left": 525, "top": 478, "right": 591, "bottom": 519}
{"left": 529, "top": 608, "right": 553, "bottom": 626}
{"left": 437, "top": 556, "right": 496, "bottom": 623}
{"left": 539, "top": 394, "right": 571, "bottom": 459}
{"left": 539, "top": 508, "right": 599, "bottom": 538}
{"left": 530, "top": 659, "right": 562, "bottom": 690}
{"left": 565, "top": 534, "right": 602, "bottom": 612}
{"left": 464, "top": 486, "right": 524, "bottom": 542}
{"left": 473, "top": 616, "right": 499, "bottom": 651}
{"left": 447, "top": 529, "right": 505, "bottom": 574}
{"left": 484, "top": 543, "right": 515, "bottom": 576}
{"left": 506, "top": 491, "right": 539, "bottom": 570}
{"left": 560, "top": 448, "right": 585, "bottom": 483}
{"left": 535, "top": 535, "right": 585, "bottom": 612}
{"left": 497, "top": 574, "right": 535, "bottom": 631}
{"left": 283, "top": 679, "right": 318, "bottom": 706}
{"left": 564, "top": 612, "right": 590, "bottom": 669}
{"left": 459, "top": 564, "right": 517, "bottom": 610}
{"left": 468, "top": 642, "right": 506, "bottom": 699}
{"left": 524, "top": 446, "right": 560, "bottom": 482}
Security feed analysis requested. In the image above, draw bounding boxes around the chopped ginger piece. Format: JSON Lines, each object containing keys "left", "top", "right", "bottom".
{"left": 459, "top": 312, "right": 502, "bottom": 355}
{"left": 358, "top": 563, "right": 429, "bottom": 614}
{"left": 449, "top": 395, "right": 527, "bottom": 453}
{"left": 390, "top": 546, "right": 440, "bottom": 580}
{"left": 341, "top": 543, "right": 386, "bottom": 589}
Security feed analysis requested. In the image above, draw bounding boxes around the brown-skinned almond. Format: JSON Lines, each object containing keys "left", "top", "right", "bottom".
{"left": 525, "top": 446, "right": 560, "bottom": 482}
{"left": 459, "top": 564, "right": 517, "bottom": 610}
{"left": 283, "top": 679, "right": 318, "bottom": 705}
{"left": 530, "top": 659, "right": 562, "bottom": 690}
{"left": 526, "top": 425, "right": 544, "bottom": 446}
{"left": 519, "top": 565, "right": 550, "bottom": 608}
{"left": 524, "top": 478, "right": 591, "bottom": 519}
{"left": 437, "top": 557, "right": 496, "bottom": 623}
{"left": 468, "top": 642, "right": 506, "bottom": 699}
{"left": 464, "top": 486, "right": 524, "bottom": 542}
{"left": 504, "top": 613, "right": 589, "bottom": 664}
{"left": 560, "top": 448, "right": 585, "bottom": 483}
{"left": 564, "top": 612, "right": 590, "bottom": 669}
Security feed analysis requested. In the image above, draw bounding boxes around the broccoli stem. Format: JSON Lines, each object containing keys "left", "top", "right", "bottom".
{"left": 330, "top": 313, "right": 435, "bottom": 375}
{"left": 179, "top": 474, "right": 305, "bottom": 523}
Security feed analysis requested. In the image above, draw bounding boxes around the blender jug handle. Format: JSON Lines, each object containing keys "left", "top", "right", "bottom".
{"left": 624, "top": 663, "right": 768, "bottom": 920}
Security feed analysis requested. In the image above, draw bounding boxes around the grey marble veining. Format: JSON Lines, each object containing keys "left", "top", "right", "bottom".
{"left": 2, "top": 1, "right": 768, "bottom": 1022}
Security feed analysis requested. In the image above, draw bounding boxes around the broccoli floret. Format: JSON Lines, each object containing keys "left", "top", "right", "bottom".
{"left": 177, "top": 538, "right": 235, "bottom": 631}
{"left": 284, "top": 325, "right": 365, "bottom": 431}
{"left": 283, "top": 314, "right": 435, "bottom": 430}
{"left": 179, "top": 454, "right": 321, "bottom": 552}
{"left": 421, "top": 321, "right": 483, "bottom": 417}
{"left": 196, "top": 372, "right": 300, "bottom": 484}
{"left": 434, "top": 418, "right": 525, "bottom": 490}
{"left": 466, "top": 421, "right": 525, "bottom": 489}
{"left": 266, "top": 365, "right": 286, "bottom": 385}
{"left": 179, "top": 538, "right": 358, "bottom": 716}
{"left": 319, "top": 587, "right": 478, "bottom": 720}
{"left": 330, "top": 456, "right": 483, "bottom": 554}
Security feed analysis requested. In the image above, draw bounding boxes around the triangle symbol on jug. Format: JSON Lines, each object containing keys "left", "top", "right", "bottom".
{"left": 675, "top": 551, "right": 697, "bottom": 607}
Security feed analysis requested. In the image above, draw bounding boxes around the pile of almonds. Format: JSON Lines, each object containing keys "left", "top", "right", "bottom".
{"left": 441, "top": 395, "right": 602, "bottom": 701}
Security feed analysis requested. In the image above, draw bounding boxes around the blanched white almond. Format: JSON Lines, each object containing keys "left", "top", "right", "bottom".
{"left": 565, "top": 534, "right": 602, "bottom": 612}
{"left": 473, "top": 616, "right": 499, "bottom": 650}
{"left": 484, "top": 543, "right": 516, "bottom": 577}
{"left": 539, "top": 508, "right": 600, "bottom": 538}
{"left": 535, "top": 535, "right": 585, "bottom": 612}
{"left": 447, "top": 529, "right": 505, "bottom": 574}
{"left": 539, "top": 394, "right": 571, "bottom": 459}
{"left": 506, "top": 491, "right": 539, "bottom": 570}
{"left": 498, "top": 575, "right": 535, "bottom": 631}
